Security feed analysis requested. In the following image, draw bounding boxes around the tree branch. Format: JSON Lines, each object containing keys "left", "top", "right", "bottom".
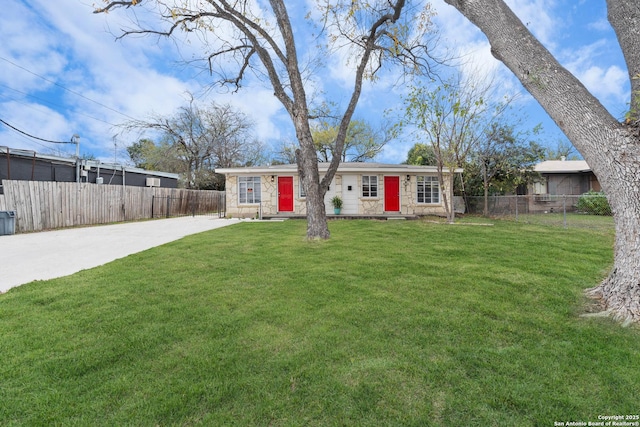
{"left": 93, "top": 1, "right": 139, "bottom": 14}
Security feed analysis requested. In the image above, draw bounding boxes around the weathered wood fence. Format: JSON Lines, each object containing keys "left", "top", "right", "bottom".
{"left": 0, "top": 180, "right": 225, "bottom": 233}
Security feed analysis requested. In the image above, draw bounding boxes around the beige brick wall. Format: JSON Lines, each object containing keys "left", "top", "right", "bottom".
{"left": 224, "top": 172, "right": 453, "bottom": 217}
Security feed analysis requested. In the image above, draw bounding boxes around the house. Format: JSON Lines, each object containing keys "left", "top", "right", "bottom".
{"left": 215, "top": 162, "right": 463, "bottom": 218}
{"left": 1, "top": 146, "right": 179, "bottom": 191}
{"left": 528, "top": 158, "right": 601, "bottom": 212}
{"left": 532, "top": 158, "right": 600, "bottom": 195}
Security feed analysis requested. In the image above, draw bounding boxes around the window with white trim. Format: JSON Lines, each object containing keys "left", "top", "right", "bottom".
{"left": 238, "top": 176, "right": 261, "bottom": 204}
{"left": 417, "top": 176, "right": 440, "bottom": 203}
{"left": 362, "top": 175, "right": 378, "bottom": 198}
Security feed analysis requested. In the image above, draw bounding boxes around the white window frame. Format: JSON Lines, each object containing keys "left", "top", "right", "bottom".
{"left": 533, "top": 178, "right": 548, "bottom": 195}
{"left": 238, "top": 176, "right": 261, "bottom": 204}
{"left": 417, "top": 176, "right": 440, "bottom": 204}
{"left": 362, "top": 175, "right": 378, "bottom": 198}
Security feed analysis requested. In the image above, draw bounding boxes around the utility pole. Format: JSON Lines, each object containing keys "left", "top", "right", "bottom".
{"left": 71, "top": 134, "right": 80, "bottom": 183}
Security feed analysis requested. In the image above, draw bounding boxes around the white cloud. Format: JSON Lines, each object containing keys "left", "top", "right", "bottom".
{"left": 578, "top": 65, "right": 628, "bottom": 107}
{"left": 0, "top": 101, "right": 74, "bottom": 153}
{"left": 588, "top": 18, "right": 611, "bottom": 32}
{"left": 0, "top": 3, "right": 67, "bottom": 92}
{"left": 560, "top": 39, "right": 629, "bottom": 112}
{"left": 1, "top": 0, "right": 627, "bottom": 166}
{"left": 506, "top": 0, "right": 559, "bottom": 46}
{"left": 0, "top": 0, "right": 293, "bottom": 161}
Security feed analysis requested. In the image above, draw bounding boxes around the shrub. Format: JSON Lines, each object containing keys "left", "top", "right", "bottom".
{"left": 576, "top": 191, "right": 612, "bottom": 215}
{"left": 331, "top": 195, "right": 343, "bottom": 209}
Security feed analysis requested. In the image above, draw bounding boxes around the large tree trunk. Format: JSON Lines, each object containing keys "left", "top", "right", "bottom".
{"left": 444, "top": 0, "right": 640, "bottom": 323}
{"left": 586, "top": 126, "right": 640, "bottom": 325}
{"left": 481, "top": 161, "right": 490, "bottom": 216}
{"left": 295, "top": 137, "right": 330, "bottom": 240}
{"left": 438, "top": 166, "right": 455, "bottom": 224}
{"left": 589, "top": 173, "right": 640, "bottom": 325}
{"left": 95, "top": 0, "right": 418, "bottom": 241}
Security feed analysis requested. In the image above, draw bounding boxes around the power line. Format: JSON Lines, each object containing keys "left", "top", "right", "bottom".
{"left": 0, "top": 55, "right": 137, "bottom": 121}
{"left": 0, "top": 118, "right": 74, "bottom": 144}
{"left": 0, "top": 84, "right": 117, "bottom": 126}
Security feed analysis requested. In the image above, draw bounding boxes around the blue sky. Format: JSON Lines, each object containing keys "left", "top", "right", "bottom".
{"left": 0, "top": 0, "right": 629, "bottom": 165}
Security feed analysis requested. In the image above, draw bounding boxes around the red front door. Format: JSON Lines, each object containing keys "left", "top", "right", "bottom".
{"left": 384, "top": 176, "right": 400, "bottom": 212}
{"left": 278, "top": 176, "right": 294, "bottom": 212}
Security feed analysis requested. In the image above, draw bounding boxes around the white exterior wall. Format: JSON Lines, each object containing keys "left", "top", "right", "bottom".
{"left": 341, "top": 175, "right": 358, "bottom": 214}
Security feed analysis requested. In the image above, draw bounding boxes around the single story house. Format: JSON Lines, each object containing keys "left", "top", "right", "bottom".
{"left": 1, "top": 146, "right": 179, "bottom": 191}
{"left": 215, "top": 162, "right": 463, "bottom": 218}
{"left": 531, "top": 158, "right": 600, "bottom": 196}
{"left": 528, "top": 158, "right": 601, "bottom": 212}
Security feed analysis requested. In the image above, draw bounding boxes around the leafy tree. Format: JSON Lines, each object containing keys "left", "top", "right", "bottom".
{"left": 126, "top": 139, "right": 185, "bottom": 177}
{"left": 473, "top": 123, "right": 544, "bottom": 215}
{"left": 405, "top": 143, "right": 437, "bottom": 165}
{"left": 95, "top": 0, "right": 439, "bottom": 239}
{"left": 127, "top": 139, "right": 155, "bottom": 169}
{"left": 404, "top": 72, "right": 513, "bottom": 223}
{"left": 444, "top": 0, "right": 640, "bottom": 324}
{"left": 126, "top": 139, "right": 178, "bottom": 170}
{"left": 312, "top": 119, "right": 391, "bottom": 162}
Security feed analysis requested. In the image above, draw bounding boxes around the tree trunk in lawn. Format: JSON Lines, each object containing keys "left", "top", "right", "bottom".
{"left": 295, "top": 133, "right": 330, "bottom": 240}
{"left": 483, "top": 180, "right": 489, "bottom": 217}
{"left": 439, "top": 167, "right": 455, "bottom": 224}
{"left": 444, "top": 0, "right": 640, "bottom": 324}
{"left": 593, "top": 178, "right": 640, "bottom": 325}
{"left": 95, "top": 1, "right": 433, "bottom": 241}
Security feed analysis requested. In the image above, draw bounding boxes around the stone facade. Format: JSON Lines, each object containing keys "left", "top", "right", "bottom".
{"left": 217, "top": 163, "right": 460, "bottom": 218}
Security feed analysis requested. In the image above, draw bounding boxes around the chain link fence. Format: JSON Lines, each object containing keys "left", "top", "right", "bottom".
{"left": 462, "top": 193, "right": 613, "bottom": 230}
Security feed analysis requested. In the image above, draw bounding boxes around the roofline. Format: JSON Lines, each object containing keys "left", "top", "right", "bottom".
{"left": 534, "top": 160, "right": 592, "bottom": 174}
{"left": 216, "top": 162, "right": 463, "bottom": 175}
{"left": 535, "top": 168, "right": 592, "bottom": 173}
{"left": 1, "top": 146, "right": 180, "bottom": 179}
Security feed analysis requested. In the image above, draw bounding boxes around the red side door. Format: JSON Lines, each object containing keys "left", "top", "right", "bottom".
{"left": 384, "top": 176, "right": 400, "bottom": 212}
{"left": 278, "top": 176, "right": 294, "bottom": 212}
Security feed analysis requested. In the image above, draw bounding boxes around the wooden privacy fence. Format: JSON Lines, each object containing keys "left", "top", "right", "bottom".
{"left": 0, "top": 180, "right": 225, "bottom": 233}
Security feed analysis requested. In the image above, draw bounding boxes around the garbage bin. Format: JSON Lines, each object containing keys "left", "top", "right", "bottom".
{"left": 0, "top": 211, "right": 16, "bottom": 235}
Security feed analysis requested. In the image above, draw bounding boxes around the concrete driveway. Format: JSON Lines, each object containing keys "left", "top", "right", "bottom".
{"left": 0, "top": 216, "right": 241, "bottom": 293}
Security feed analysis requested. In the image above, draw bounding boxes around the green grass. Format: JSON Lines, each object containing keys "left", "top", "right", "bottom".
{"left": 496, "top": 212, "right": 615, "bottom": 231}
{"left": 1, "top": 219, "right": 637, "bottom": 426}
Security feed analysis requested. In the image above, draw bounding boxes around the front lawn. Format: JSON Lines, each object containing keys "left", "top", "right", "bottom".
{"left": 1, "top": 219, "right": 637, "bottom": 426}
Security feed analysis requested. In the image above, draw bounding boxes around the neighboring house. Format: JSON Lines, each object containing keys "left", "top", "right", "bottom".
{"left": 1, "top": 147, "right": 179, "bottom": 190}
{"left": 215, "top": 162, "right": 463, "bottom": 218}
{"left": 528, "top": 158, "right": 601, "bottom": 212}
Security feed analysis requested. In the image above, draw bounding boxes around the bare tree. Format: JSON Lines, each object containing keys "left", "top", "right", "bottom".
{"left": 121, "top": 95, "right": 259, "bottom": 189}
{"left": 95, "top": 0, "right": 439, "bottom": 239}
{"left": 545, "top": 139, "right": 580, "bottom": 160}
{"left": 272, "top": 138, "right": 299, "bottom": 165}
{"left": 444, "top": 0, "right": 640, "bottom": 324}
{"left": 202, "top": 103, "right": 265, "bottom": 168}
